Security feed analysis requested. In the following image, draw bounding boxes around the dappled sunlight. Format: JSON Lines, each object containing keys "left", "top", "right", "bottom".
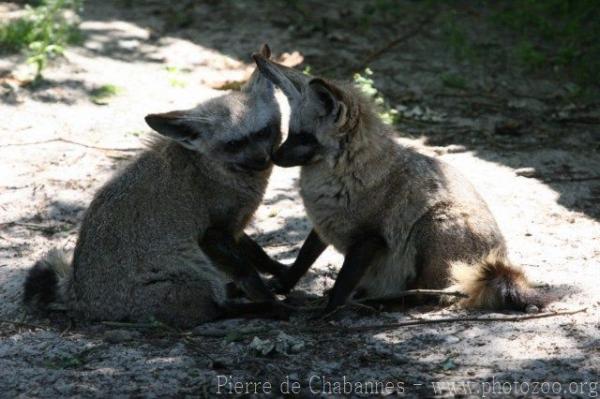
{"left": 0, "top": 0, "right": 598, "bottom": 396}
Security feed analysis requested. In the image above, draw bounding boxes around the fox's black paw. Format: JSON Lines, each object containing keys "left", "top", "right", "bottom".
{"left": 266, "top": 277, "right": 292, "bottom": 295}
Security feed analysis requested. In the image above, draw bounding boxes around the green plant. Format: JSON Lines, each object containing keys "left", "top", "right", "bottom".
{"left": 0, "top": 0, "right": 83, "bottom": 80}
{"left": 440, "top": 73, "right": 467, "bottom": 90}
{"left": 353, "top": 68, "right": 398, "bottom": 125}
{"left": 0, "top": 18, "right": 36, "bottom": 53}
{"left": 90, "top": 84, "right": 122, "bottom": 105}
{"left": 441, "top": 12, "right": 477, "bottom": 62}
{"left": 514, "top": 41, "right": 546, "bottom": 69}
{"left": 492, "top": 0, "right": 600, "bottom": 84}
{"left": 45, "top": 354, "right": 82, "bottom": 369}
{"left": 165, "top": 65, "right": 187, "bottom": 88}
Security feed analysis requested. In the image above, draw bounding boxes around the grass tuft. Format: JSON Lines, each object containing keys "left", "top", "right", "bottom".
{"left": 0, "top": 0, "right": 83, "bottom": 80}
{"left": 90, "top": 84, "right": 122, "bottom": 105}
{"left": 354, "top": 68, "right": 398, "bottom": 125}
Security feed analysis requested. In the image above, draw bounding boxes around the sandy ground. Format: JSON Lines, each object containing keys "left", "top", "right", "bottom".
{"left": 0, "top": 1, "right": 598, "bottom": 397}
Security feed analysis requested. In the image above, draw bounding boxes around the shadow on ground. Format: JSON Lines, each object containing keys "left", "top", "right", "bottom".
{"left": 78, "top": 0, "right": 600, "bottom": 221}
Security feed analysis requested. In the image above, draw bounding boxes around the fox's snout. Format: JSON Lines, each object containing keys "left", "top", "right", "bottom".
{"left": 271, "top": 132, "right": 319, "bottom": 167}
{"left": 241, "top": 154, "right": 271, "bottom": 171}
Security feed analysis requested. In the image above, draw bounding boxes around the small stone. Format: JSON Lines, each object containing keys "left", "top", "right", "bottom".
{"left": 515, "top": 167, "right": 538, "bottom": 178}
{"left": 249, "top": 336, "right": 275, "bottom": 356}
{"left": 445, "top": 335, "right": 461, "bottom": 344}
{"left": 275, "top": 332, "right": 305, "bottom": 354}
{"left": 525, "top": 304, "right": 540, "bottom": 314}
{"left": 445, "top": 144, "right": 467, "bottom": 154}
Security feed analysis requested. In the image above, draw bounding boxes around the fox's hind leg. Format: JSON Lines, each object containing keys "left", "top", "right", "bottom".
{"left": 411, "top": 210, "right": 506, "bottom": 294}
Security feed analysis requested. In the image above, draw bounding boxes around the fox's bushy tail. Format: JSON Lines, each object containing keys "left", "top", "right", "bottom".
{"left": 450, "top": 249, "right": 546, "bottom": 310}
{"left": 23, "top": 249, "right": 71, "bottom": 309}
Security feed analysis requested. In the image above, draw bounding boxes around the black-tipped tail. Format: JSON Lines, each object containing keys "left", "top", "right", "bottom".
{"left": 450, "top": 249, "right": 547, "bottom": 311}
{"left": 23, "top": 249, "right": 70, "bottom": 308}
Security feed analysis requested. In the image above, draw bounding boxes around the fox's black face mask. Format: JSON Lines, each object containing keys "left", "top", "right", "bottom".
{"left": 271, "top": 131, "right": 320, "bottom": 167}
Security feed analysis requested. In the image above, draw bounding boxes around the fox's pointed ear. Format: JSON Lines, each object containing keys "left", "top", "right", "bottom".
{"left": 252, "top": 54, "right": 301, "bottom": 102}
{"left": 309, "top": 78, "right": 347, "bottom": 125}
{"left": 259, "top": 43, "right": 271, "bottom": 59}
{"left": 145, "top": 111, "right": 208, "bottom": 149}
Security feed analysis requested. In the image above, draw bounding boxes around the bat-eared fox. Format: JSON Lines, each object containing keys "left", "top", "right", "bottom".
{"left": 23, "top": 45, "right": 289, "bottom": 327}
{"left": 253, "top": 54, "right": 546, "bottom": 316}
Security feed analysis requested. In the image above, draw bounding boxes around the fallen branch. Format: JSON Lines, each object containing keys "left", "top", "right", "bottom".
{"left": 181, "top": 336, "right": 217, "bottom": 362}
{"left": 325, "top": 308, "right": 587, "bottom": 334}
{"left": 0, "top": 221, "right": 55, "bottom": 230}
{"left": 356, "top": 14, "right": 434, "bottom": 71}
{"left": 316, "top": 15, "right": 434, "bottom": 75}
{"left": 358, "top": 289, "right": 468, "bottom": 303}
{"left": 0, "top": 318, "right": 47, "bottom": 329}
{"left": 191, "top": 326, "right": 271, "bottom": 339}
{"left": 314, "top": 289, "right": 466, "bottom": 320}
{"left": 0, "top": 138, "right": 142, "bottom": 152}
{"left": 555, "top": 116, "right": 600, "bottom": 125}
{"left": 543, "top": 176, "right": 600, "bottom": 183}
{"left": 101, "top": 321, "right": 165, "bottom": 329}
{"left": 102, "top": 320, "right": 218, "bottom": 361}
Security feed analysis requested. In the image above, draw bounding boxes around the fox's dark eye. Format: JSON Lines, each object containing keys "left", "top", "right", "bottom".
{"left": 255, "top": 126, "right": 272, "bottom": 140}
{"left": 223, "top": 139, "right": 246, "bottom": 153}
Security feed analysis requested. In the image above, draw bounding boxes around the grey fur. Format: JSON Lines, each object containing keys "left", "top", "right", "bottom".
{"left": 25, "top": 48, "right": 283, "bottom": 327}
{"left": 256, "top": 56, "right": 537, "bottom": 310}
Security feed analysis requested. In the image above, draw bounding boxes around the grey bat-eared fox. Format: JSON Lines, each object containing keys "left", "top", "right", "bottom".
{"left": 23, "top": 45, "right": 290, "bottom": 328}
{"left": 253, "top": 54, "right": 546, "bottom": 316}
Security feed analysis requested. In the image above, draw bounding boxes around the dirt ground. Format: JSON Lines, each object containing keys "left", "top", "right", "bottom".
{"left": 0, "top": 1, "right": 598, "bottom": 397}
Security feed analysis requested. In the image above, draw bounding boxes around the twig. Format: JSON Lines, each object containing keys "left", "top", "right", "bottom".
{"left": 101, "top": 321, "right": 165, "bottom": 329}
{"left": 318, "top": 306, "right": 343, "bottom": 321}
{"left": 0, "top": 138, "right": 142, "bottom": 152}
{"left": 349, "top": 301, "right": 380, "bottom": 313}
{"left": 0, "top": 221, "right": 55, "bottom": 230}
{"left": 358, "top": 289, "right": 468, "bottom": 303}
{"left": 315, "top": 289, "right": 467, "bottom": 320}
{"left": 0, "top": 318, "right": 47, "bottom": 329}
{"left": 356, "top": 14, "right": 435, "bottom": 71}
{"left": 0, "top": 235, "right": 15, "bottom": 242}
{"left": 182, "top": 336, "right": 217, "bottom": 362}
{"left": 543, "top": 176, "right": 600, "bottom": 183}
{"left": 191, "top": 326, "right": 271, "bottom": 338}
{"left": 101, "top": 320, "right": 217, "bottom": 361}
{"left": 434, "top": 92, "right": 503, "bottom": 101}
{"left": 555, "top": 116, "right": 600, "bottom": 125}
{"left": 324, "top": 308, "right": 587, "bottom": 334}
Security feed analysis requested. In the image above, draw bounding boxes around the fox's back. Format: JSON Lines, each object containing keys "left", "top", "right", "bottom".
{"left": 71, "top": 140, "right": 270, "bottom": 300}
{"left": 71, "top": 146, "right": 205, "bottom": 295}
{"left": 299, "top": 137, "right": 501, "bottom": 253}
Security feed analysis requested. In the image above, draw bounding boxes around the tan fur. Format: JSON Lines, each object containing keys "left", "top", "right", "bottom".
{"left": 256, "top": 57, "right": 542, "bottom": 311}
{"left": 44, "top": 248, "right": 71, "bottom": 279}
{"left": 24, "top": 50, "right": 282, "bottom": 327}
{"left": 448, "top": 249, "right": 535, "bottom": 309}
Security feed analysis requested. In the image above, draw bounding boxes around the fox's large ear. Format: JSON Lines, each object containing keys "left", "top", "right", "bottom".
{"left": 145, "top": 111, "right": 209, "bottom": 149}
{"left": 309, "top": 78, "right": 347, "bottom": 126}
{"left": 259, "top": 43, "right": 271, "bottom": 59}
{"left": 252, "top": 54, "right": 301, "bottom": 102}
